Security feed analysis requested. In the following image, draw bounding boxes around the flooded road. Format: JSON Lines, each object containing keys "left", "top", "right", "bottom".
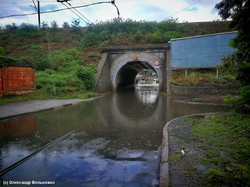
{"left": 0, "top": 86, "right": 230, "bottom": 186}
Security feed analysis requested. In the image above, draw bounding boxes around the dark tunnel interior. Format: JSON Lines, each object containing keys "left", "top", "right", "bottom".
{"left": 116, "top": 61, "right": 156, "bottom": 89}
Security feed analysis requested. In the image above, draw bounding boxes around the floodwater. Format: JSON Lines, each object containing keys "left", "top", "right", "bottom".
{"left": 0, "top": 85, "right": 230, "bottom": 186}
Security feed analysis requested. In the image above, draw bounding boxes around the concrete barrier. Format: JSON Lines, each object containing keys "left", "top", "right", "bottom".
{"left": 170, "top": 85, "right": 238, "bottom": 96}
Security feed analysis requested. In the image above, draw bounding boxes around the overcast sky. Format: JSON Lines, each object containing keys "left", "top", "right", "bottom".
{"left": 0, "top": 0, "right": 223, "bottom": 27}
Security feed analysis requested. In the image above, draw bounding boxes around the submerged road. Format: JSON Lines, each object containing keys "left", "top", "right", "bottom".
{"left": 0, "top": 98, "right": 100, "bottom": 120}
{"left": 0, "top": 86, "right": 230, "bottom": 186}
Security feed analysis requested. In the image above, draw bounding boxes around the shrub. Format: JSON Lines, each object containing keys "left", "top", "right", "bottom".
{"left": 26, "top": 44, "right": 53, "bottom": 71}
{"left": 0, "top": 47, "right": 3, "bottom": 56}
{"left": 50, "top": 48, "right": 81, "bottom": 71}
{"left": 36, "top": 70, "right": 84, "bottom": 95}
{"left": 76, "top": 65, "right": 96, "bottom": 91}
{"left": 146, "top": 31, "right": 182, "bottom": 44}
{"left": 17, "top": 23, "right": 38, "bottom": 39}
{"left": 207, "top": 168, "right": 226, "bottom": 184}
{"left": 5, "top": 23, "right": 18, "bottom": 32}
{"left": 62, "top": 22, "right": 70, "bottom": 29}
{"left": 218, "top": 52, "right": 238, "bottom": 76}
{"left": 133, "top": 30, "right": 143, "bottom": 41}
{"left": 0, "top": 56, "right": 16, "bottom": 67}
{"left": 234, "top": 86, "right": 250, "bottom": 113}
{"left": 50, "top": 21, "right": 59, "bottom": 31}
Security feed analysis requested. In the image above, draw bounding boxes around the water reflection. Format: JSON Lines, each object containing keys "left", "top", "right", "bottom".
{"left": 0, "top": 116, "right": 37, "bottom": 140}
{"left": 0, "top": 87, "right": 230, "bottom": 186}
{"left": 135, "top": 85, "right": 159, "bottom": 104}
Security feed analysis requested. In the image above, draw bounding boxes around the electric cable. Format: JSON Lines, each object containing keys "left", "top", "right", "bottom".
{"left": 166, "top": 0, "right": 202, "bottom": 19}
{"left": 0, "top": 1, "right": 120, "bottom": 19}
{"left": 66, "top": 1, "right": 92, "bottom": 24}
{"left": 60, "top": 1, "right": 90, "bottom": 25}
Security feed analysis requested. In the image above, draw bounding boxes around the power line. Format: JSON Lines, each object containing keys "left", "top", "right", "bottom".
{"left": 66, "top": 1, "right": 92, "bottom": 24}
{"left": 60, "top": 1, "right": 90, "bottom": 25}
{"left": 166, "top": 0, "right": 202, "bottom": 19}
{"left": 0, "top": 1, "right": 119, "bottom": 18}
{"left": 0, "top": 1, "right": 120, "bottom": 19}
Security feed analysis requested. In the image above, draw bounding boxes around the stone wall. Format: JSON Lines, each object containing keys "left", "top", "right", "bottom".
{"left": 170, "top": 85, "right": 238, "bottom": 96}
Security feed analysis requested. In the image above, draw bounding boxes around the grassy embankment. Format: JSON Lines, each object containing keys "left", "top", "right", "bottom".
{"left": 0, "top": 19, "right": 233, "bottom": 104}
{"left": 182, "top": 113, "right": 250, "bottom": 186}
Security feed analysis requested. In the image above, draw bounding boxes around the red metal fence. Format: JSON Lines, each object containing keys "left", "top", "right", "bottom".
{"left": 0, "top": 66, "right": 35, "bottom": 97}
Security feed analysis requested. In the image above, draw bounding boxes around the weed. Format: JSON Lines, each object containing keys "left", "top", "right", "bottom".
{"left": 183, "top": 113, "right": 250, "bottom": 186}
{"left": 169, "top": 154, "right": 181, "bottom": 163}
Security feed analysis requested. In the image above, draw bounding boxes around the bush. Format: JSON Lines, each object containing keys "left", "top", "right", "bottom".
{"left": 218, "top": 52, "right": 238, "bottom": 76}
{"left": 36, "top": 70, "right": 84, "bottom": 95}
{"left": 0, "top": 56, "right": 16, "bottom": 67}
{"left": 62, "top": 22, "right": 70, "bottom": 29}
{"left": 76, "top": 65, "right": 96, "bottom": 91}
{"left": 50, "top": 48, "right": 82, "bottom": 71}
{"left": 17, "top": 23, "right": 38, "bottom": 39}
{"left": 207, "top": 168, "right": 226, "bottom": 184}
{"left": 133, "top": 30, "right": 143, "bottom": 41}
{"left": 146, "top": 31, "right": 182, "bottom": 44}
{"left": 5, "top": 23, "right": 18, "bottom": 33}
{"left": 0, "top": 47, "right": 4, "bottom": 56}
{"left": 35, "top": 48, "right": 96, "bottom": 95}
{"left": 50, "top": 21, "right": 59, "bottom": 31}
{"left": 234, "top": 86, "right": 250, "bottom": 113}
{"left": 26, "top": 44, "right": 53, "bottom": 71}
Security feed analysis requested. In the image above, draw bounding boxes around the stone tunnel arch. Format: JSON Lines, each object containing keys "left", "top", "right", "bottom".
{"left": 95, "top": 46, "right": 170, "bottom": 93}
{"left": 110, "top": 52, "right": 162, "bottom": 90}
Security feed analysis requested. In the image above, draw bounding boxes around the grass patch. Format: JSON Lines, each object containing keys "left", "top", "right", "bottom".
{"left": 184, "top": 113, "right": 250, "bottom": 186}
{"left": 171, "top": 69, "right": 239, "bottom": 87}
{"left": 169, "top": 154, "right": 182, "bottom": 163}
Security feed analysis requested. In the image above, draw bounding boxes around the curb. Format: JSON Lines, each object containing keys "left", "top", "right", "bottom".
{"left": 0, "top": 95, "right": 105, "bottom": 122}
{"left": 159, "top": 113, "right": 217, "bottom": 187}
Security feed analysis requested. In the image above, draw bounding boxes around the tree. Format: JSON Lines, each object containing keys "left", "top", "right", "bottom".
{"left": 215, "top": 0, "right": 250, "bottom": 84}
{"left": 215, "top": 0, "right": 250, "bottom": 113}
{"left": 50, "top": 21, "right": 59, "bottom": 31}
{"left": 62, "top": 22, "right": 70, "bottom": 29}
{"left": 71, "top": 19, "right": 81, "bottom": 33}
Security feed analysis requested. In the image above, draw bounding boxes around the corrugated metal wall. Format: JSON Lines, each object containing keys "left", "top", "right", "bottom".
{"left": 0, "top": 66, "right": 35, "bottom": 97}
{"left": 171, "top": 32, "right": 237, "bottom": 69}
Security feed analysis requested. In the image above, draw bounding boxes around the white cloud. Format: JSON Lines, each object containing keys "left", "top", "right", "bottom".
{"left": 0, "top": 0, "right": 222, "bottom": 27}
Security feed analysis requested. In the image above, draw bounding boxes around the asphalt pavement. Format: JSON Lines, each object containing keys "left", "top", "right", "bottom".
{"left": 0, "top": 98, "right": 94, "bottom": 120}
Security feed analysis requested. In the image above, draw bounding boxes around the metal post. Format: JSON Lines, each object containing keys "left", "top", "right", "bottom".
{"left": 185, "top": 69, "right": 188, "bottom": 78}
{"left": 216, "top": 68, "right": 219, "bottom": 78}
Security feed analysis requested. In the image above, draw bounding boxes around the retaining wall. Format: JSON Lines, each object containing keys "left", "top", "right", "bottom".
{"left": 170, "top": 85, "right": 238, "bottom": 96}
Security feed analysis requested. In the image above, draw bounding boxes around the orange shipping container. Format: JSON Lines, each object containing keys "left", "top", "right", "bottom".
{"left": 0, "top": 66, "right": 35, "bottom": 97}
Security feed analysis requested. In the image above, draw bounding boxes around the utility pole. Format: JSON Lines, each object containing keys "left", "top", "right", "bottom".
{"left": 31, "top": 0, "right": 41, "bottom": 28}
{"left": 38, "top": 1, "right": 41, "bottom": 28}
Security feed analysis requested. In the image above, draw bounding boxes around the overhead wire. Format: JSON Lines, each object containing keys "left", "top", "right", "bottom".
{"left": 0, "top": 1, "right": 120, "bottom": 19}
{"left": 64, "top": 1, "right": 92, "bottom": 25}
{"left": 60, "top": 2, "right": 89, "bottom": 25}
{"left": 166, "top": 0, "right": 202, "bottom": 19}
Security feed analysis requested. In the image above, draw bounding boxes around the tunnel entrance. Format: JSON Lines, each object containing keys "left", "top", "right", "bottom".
{"left": 95, "top": 48, "right": 169, "bottom": 93}
{"left": 115, "top": 61, "right": 159, "bottom": 89}
{"left": 110, "top": 53, "right": 162, "bottom": 91}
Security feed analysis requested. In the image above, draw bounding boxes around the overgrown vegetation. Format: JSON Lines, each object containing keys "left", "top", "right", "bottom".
{"left": 215, "top": 0, "right": 250, "bottom": 114}
{"left": 0, "top": 18, "right": 233, "bottom": 103}
{"left": 183, "top": 114, "right": 250, "bottom": 186}
{"left": 170, "top": 68, "right": 239, "bottom": 87}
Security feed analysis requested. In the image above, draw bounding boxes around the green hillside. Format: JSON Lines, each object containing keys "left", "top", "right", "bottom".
{"left": 0, "top": 19, "right": 234, "bottom": 101}
{"left": 0, "top": 19, "right": 233, "bottom": 66}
